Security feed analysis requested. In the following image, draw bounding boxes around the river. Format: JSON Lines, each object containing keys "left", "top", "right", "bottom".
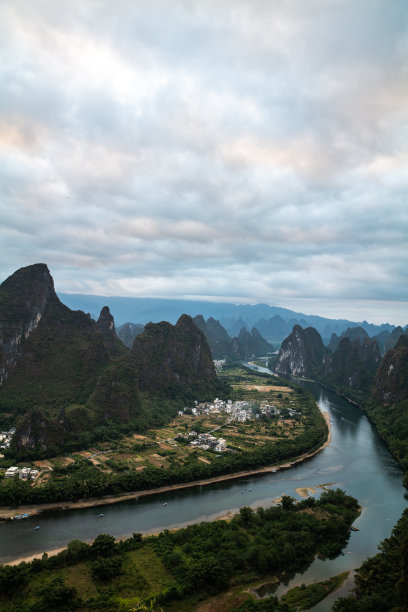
{"left": 1, "top": 374, "right": 407, "bottom": 609}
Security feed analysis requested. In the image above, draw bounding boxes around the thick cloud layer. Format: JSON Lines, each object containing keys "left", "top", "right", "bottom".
{"left": 1, "top": 0, "right": 407, "bottom": 324}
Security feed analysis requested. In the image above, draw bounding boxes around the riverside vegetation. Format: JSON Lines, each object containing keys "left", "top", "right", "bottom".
{"left": 0, "top": 365, "right": 327, "bottom": 508}
{"left": 0, "top": 489, "right": 359, "bottom": 612}
{"left": 274, "top": 324, "right": 408, "bottom": 610}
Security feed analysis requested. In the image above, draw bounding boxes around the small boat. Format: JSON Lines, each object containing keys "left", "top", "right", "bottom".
{"left": 162, "top": 502, "right": 168, "bottom": 506}
{"left": 33, "top": 526, "right": 40, "bottom": 530}
{"left": 97, "top": 513, "right": 104, "bottom": 518}
{"left": 350, "top": 526, "right": 359, "bottom": 532}
{"left": 248, "top": 489, "right": 252, "bottom": 491}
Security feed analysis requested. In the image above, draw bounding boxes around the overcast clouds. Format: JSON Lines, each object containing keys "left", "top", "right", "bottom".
{"left": 1, "top": 0, "right": 408, "bottom": 324}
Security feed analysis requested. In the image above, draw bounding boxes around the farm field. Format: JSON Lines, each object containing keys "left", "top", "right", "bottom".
{"left": 2, "top": 365, "right": 308, "bottom": 484}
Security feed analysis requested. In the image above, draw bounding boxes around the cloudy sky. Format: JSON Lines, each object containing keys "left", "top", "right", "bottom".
{"left": 1, "top": 0, "right": 408, "bottom": 324}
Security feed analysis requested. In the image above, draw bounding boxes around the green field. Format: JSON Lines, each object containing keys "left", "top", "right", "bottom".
{"left": 0, "top": 366, "right": 328, "bottom": 507}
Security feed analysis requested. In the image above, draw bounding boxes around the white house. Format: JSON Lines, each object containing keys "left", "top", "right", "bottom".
{"left": 5, "top": 466, "right": 19, "bottom": 478}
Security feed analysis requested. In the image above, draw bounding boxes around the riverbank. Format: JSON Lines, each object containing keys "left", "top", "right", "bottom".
{"left": 0, "top": 413, "right": 331, "bottom": 523}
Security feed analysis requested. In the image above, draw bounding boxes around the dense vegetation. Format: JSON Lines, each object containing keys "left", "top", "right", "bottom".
{"left": 0, "top": 489, "right": 359, "bottom": 611}
{"left": 0, "top": 265, "right": 228, "bottom": 458}
{"left": 0, "top": 365, "right": 327, "bottom": 507}
{"left": 333, "top": 509, "right": 408, "bottom": 611}
{"left": 0, "top": 401, "right": 325, "bottom": 506}
{"left": 280, "top": 573, "right": 349, "bottom": 610}
{"left": 364, "top": 399, "right": 408, "bottom": 484}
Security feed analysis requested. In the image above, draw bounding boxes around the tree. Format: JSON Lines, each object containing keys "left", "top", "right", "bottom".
{"left": 239, "top": 506, "right": 254, "bottom": 523}
{"left": 91, "top": 534, "right": 116, "bottom": 557}
{"left": 91, "top": 556, "right": 122, "bottom": 582}
{"left": 39, "top": 577, "right": 78, "bottom": 609}
{"left": 280, "top": 495, "right": 295, "bottom": 510}
{"left": 67, "top": 539, "right": 91, "bottom": 561}
{"left": 397, "top": 537, "right": 408, "bottom": 610}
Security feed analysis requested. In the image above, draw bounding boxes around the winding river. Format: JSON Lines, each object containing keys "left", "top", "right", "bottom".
{"left": 1, "top": 374, "right": 407, "bottom": 609}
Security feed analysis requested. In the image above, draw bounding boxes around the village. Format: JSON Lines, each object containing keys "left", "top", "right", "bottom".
{"left": 0, "top": 428, "right": 15, "bottom": 451}
{"left": 174, "top": 397, "right": 301, "bottom": 453}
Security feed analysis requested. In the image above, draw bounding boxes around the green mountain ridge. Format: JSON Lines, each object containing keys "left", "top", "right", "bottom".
{"left": 0, "top": 264, "right": 224, "bottom": 456}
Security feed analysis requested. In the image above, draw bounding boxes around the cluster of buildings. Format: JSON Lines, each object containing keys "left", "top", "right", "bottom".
{"left": 184, "top": 397, "right": 256, "bottom": 422}
{"left": 5, "top": 466, "right": 39, "bottom": 480}
{"left": 176, "top": 431, "right": 227, "bottom": 452}
{"left": 189, "top": 432, "right": 227, "bottom": 452}
{"left": 0, "top": 428, "right": 15, "bottom": 450}
{"left": 178, "top": 397, "right": 301, "bottom": 426}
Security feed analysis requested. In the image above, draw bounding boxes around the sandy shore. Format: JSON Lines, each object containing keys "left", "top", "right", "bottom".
{"left": 1, "top": 413, "right": 331, "bottom": 566}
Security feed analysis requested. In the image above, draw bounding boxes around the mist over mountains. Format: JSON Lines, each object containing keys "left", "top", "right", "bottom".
{"left": 59, "top": 293, "right": 399, "bottom": 343}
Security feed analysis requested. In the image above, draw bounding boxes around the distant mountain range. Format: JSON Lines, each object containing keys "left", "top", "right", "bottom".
{"left": 117, "top": 315, "right": 274, "bottom": 360}
{"left": 59, "top": 293, "right": 402, "bottom": 342}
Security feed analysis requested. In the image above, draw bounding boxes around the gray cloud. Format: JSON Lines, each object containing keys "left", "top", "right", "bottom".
{"left": 1, "top": 0, "right": 408, "bottom": 324}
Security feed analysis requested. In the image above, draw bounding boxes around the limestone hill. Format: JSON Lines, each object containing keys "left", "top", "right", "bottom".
{"left": 0, "top": 265, "right": 225, "bottom": 455}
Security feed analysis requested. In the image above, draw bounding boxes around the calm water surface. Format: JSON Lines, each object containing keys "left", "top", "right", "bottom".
{"left": 1, "top": 376, "right": 406, "bottom": 608}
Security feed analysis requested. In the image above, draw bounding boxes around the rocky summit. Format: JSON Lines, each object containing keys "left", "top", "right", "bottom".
{"left": 128, "top": 314, "right": 222, "bottom": 397}
{"left": 0, "top": 263, "right": 55, "bottom": 385}
{"left": 275, "top": 325, "right": 326, "bottom": 377}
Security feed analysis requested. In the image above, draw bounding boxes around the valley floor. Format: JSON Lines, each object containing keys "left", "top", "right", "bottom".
{"left": 1, "top": 413, "right": 331, "bottom": 563}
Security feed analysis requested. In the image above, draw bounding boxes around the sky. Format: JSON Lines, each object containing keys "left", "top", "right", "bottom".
{"left": 1, "top": 0, "right": 408, "bottom": 325}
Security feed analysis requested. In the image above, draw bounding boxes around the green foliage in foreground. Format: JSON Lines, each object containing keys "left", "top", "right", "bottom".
{"left": 0, "top": 490, "right": 359, "bottom": 612}
{"left": 333, "top": 508, "right": 408, "bottom": 612}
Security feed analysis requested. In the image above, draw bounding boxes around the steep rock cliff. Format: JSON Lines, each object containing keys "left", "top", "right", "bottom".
{"left": 325, "top": 335, "right": 381, "bottom": 392}
{"left": 96, "top": 306, "right": 127, "bottom": 357}
{"left": 373, "top": 334, "right": 408, "bottom": 403}
{"left": 128, "top": 314, "right": 221, "bottom": 398}
{"left": 0, "top": 264, "right": 55, "bottom": 385}
{"left": 275, "top": 325, "right": 326, "bottom": 377}
{"left": 193, "top": 315, "right": 232, "bottom": 359}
